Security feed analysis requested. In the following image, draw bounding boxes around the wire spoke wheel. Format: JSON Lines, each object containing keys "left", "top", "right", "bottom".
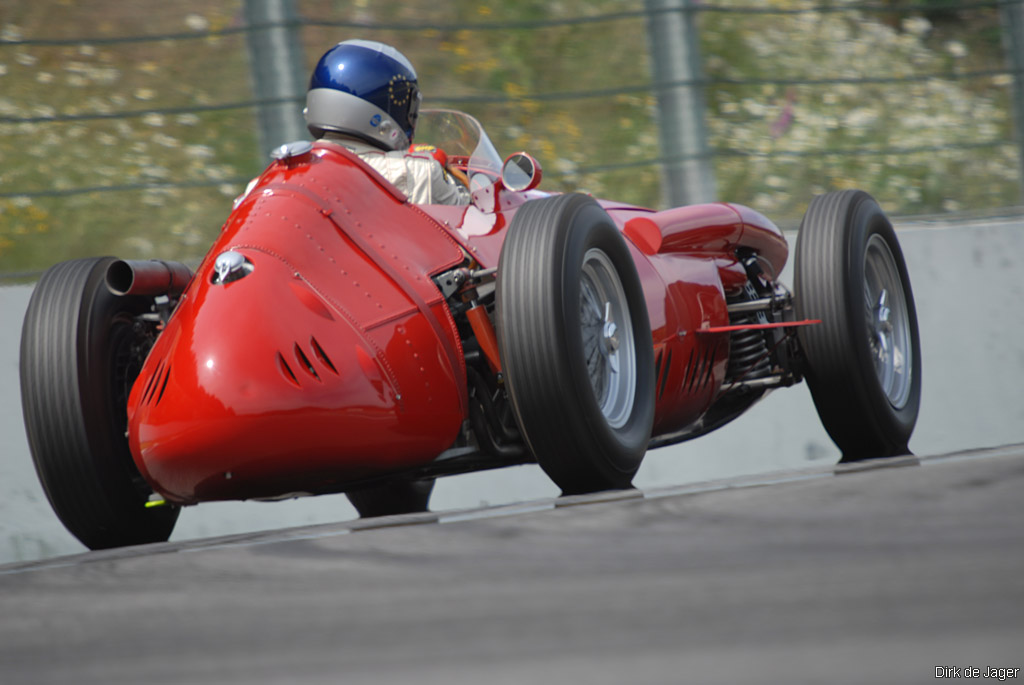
{"left": 863, "top": 235, "right": 913, "bottom": 409}
{"left": 580, "top": 248, "right": 636, "bottom": 429}
{"left": 496, "top": 193, "right": 655, "bottom": 494}
{"left": 794, "top": 190, "right": 922, "bottom": 461}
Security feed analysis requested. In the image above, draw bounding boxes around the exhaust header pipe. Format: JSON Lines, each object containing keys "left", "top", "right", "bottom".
{"left": 106, "top": 259, "right": 193, "bottom": 297}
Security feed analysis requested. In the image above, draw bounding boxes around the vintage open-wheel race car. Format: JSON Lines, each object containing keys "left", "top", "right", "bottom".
{"left": 21, "top": 110, "right": 921, "bottom": 550}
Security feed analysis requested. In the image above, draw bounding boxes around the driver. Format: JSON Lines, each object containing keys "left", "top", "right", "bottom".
{"left": 304, "top": 39, "right": 470, "bottom": 206}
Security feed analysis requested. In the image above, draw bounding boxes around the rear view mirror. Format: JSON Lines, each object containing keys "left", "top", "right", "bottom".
{"left": 501, "top": 152, "right": 543, "bottom": 192}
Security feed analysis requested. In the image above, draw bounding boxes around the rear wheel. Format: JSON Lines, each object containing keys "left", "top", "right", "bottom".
{"left": 794, "top": 190, "right": 921, "bottom": 460}
{"left": 496, "top": 193, "right": 655, "bottom": 494}
{"left": 21, "top": 257, "right": 179, "bottom": 549}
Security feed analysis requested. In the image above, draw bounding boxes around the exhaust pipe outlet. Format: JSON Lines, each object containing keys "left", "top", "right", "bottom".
{"left": 106, "top": 259, "right": 193, "bottom": 297}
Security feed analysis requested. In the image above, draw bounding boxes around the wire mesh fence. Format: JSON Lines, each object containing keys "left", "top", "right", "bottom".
{"left": 0, "top": 0, "right": 1020, "bottom": 277}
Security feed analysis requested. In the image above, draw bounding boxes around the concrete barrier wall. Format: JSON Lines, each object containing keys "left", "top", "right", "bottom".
{"left": 2, "top": 217, "right": 1022, "bottom": 563}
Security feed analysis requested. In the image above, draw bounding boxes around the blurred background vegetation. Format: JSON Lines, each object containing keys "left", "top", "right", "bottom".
{"left": 0, "top": 0, "right": 1019, "bottom": 274}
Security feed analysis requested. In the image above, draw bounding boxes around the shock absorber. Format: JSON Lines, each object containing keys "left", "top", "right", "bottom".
{"left": 724, "top": 287, "right": 772, "bottom": 383}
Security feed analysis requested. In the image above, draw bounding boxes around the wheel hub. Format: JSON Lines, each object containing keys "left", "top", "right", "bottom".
{"left": 870, "top": 289, "right": 893, "bottom": 360}
{"left": 600, "top": 302, "right": 621, "bottom": 373}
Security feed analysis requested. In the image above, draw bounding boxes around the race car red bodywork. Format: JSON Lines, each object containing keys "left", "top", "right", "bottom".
{"left": 126, "top": 138, "right": 788, "bottom": 504}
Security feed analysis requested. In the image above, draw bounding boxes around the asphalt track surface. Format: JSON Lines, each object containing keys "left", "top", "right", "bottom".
{"left": 1, "top": 445, "right": 1022, "bottom": 685}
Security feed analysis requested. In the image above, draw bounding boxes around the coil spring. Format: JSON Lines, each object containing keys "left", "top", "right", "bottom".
{"left": 725, "top": 286, "right": 771, "bottom": 382}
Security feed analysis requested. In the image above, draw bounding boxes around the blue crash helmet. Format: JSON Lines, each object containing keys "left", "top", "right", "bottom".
{"left": 304, "top": 39, "right": 422, "bottom": 151}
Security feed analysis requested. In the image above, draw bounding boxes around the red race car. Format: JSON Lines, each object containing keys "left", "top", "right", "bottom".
{"left": 21, "top": 110, "right": 921, "bottom": 549}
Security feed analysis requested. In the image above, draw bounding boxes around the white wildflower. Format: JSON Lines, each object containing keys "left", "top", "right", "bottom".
{"left": 185, "top": 14, "right": 210, "bottom": 32}
{"left": 153, "top": 133, "right": 180, "bottom": 148}
{"left": 204, "top": 165, "right": 232, "bottom": 181}
{"left": 945, "top": 41, "right": 967, "bottom": 59}
{"left": 15, "top": 52, "right": 37, "bottom": 67}
{"left": 134, "top": 88, "right": 157, "bottom": 101}
{"left": 185, "top": 144, "right": 215, "bottom": 160}
{"left": 742, "top": 99, "right": 769, "bottom": 117}
{"left": 902, "top": 16, "right": 931, "bottom": 37}
{"left": 141, "top": 165, "right": 170, "bottom": 179}
{"left": 1, "top": 24, "right": 24, "bottom": 42}
{"left": 175, "top": 113, "right": 200, "bottom": 126}
{"left": 142, "top": 113, "right": 165, "bottom": 127}
{"left": 843, "top": 108, "right": 878, "bottom": 129}
{"left": 36, "top": 71, "right": 54, "bottom": 84}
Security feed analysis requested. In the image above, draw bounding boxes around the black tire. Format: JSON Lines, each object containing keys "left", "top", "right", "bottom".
{"left": 21, "top": 257, "right": 179, "bottom": 549}
{"left": 794, "top": 190, "right": 922, "bottom": 461}
{"left": 496, "top": 193, "right": 655, "bottom": 494}
{"left": 345, "top": 479, "right": 434, "bottom": 518}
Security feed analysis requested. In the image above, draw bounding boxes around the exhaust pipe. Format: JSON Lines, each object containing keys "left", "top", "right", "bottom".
{"left": 106, "top": 259, "right": 193, "bottom": 297}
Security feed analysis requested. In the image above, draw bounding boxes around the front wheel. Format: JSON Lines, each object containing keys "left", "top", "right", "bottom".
{"left": 794, "top": 190, "right": 922, "bottom": 460}
{"left": 496, "top": 193, "right": 655, "bottom": 494}
{"left": 21, "top": 257, "right": 179, "bottom": 549}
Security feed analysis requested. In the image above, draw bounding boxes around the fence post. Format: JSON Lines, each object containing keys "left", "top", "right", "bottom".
{"left": 1001, "top": 0, "right": 1024, "bottom": 201}
{"left": 643, "top": 0, "right": 717, "bottom": 207}
{"left": 244, "top": 0, "right": 308, "bottom": 157}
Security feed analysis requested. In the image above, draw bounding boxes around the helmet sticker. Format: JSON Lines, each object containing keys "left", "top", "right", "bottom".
{"left": 370, "top": 113, "right": 382, "bottom": 128}
{"left": 388, "top": 75, "right": 414, "bottom": 107}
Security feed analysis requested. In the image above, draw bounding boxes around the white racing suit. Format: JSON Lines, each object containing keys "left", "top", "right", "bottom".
{"left": 330, "top": 138, "right": 471, "bottom": 206}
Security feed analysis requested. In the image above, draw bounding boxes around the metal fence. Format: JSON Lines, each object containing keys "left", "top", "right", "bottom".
{"left": 1, "top": 0, "right": 1020, "bottom": 276}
